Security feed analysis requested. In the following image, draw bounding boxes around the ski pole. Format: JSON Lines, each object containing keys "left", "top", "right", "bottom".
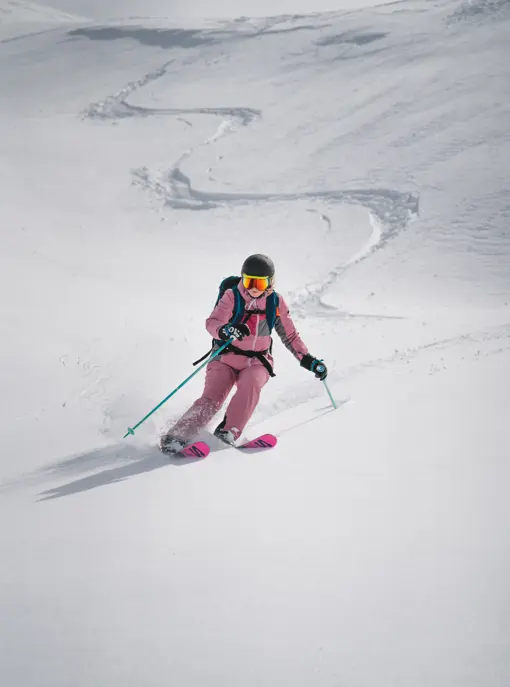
{"left": 322, "top": 379, "right": 337, "bottom": 410}
{"left": 123, "top": 338, "right": 234, "bottom": 438}
{"left": 314, "top": 362, "right": 337, "bottom": 410}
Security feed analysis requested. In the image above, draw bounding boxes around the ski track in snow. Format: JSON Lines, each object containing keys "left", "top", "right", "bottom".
{"left": 447, "top": 0, "right": 510, "bottom": 23}
{"left": 84, "top": 59, "right": 419, "bottom": 315}
{"left": 255, "top": 319, "right": 510, "bottom": 423}
{"left": 342, "top": 319, "right": 510, "bottom": 379}
{"left": 288, "top": 213, "right": 384, "bottom": 317}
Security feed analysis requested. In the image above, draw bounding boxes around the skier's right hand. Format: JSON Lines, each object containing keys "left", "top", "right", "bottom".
{"left": 219, "top": 323, "right": 250, "bottom": 342}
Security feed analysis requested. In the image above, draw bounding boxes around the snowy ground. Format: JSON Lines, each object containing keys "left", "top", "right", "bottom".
{"left": 1, "top": 0, "right": 510, "bottom": 685}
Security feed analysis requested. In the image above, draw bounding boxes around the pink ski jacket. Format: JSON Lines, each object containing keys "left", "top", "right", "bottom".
{"left": 205, "top": 280, "right": 309, "bottom": 364}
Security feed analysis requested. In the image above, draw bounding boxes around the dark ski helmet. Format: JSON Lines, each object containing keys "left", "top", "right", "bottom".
{"left": 241, "top": 254, "right": 275, "bottom": 279}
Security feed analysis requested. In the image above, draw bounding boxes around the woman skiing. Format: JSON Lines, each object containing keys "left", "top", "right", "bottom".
{"left": 161, "top": 254, "right": 328, "bottom": 453}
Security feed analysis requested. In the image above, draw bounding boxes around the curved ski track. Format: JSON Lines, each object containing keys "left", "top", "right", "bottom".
{"left": 85, "top": 59, "right": 419, "bottom": 315}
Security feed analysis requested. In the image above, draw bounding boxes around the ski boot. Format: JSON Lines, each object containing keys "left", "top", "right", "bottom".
{"left": 160, "top": 434, "right": 187, "bottom": 455}
{"left": 214, "top": 427, "right": 237, "bottom": 447}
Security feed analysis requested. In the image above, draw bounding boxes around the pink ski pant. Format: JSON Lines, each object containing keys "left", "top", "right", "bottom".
{"left": 169, "top": 357, "right": 270, "bottom": 441}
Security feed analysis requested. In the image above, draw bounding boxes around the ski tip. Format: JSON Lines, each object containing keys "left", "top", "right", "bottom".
{"left": 257, "top": 433, "right": 278, "bottom": 447}
{"left": 179, "top": 441, "right": 210, "bottom": 459}
{"left": 239, "top": 433, "right": 277, "bottom": 450}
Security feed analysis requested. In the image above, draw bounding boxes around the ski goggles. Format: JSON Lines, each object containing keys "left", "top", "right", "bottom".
{"left": 242, "top": 274, "right": 272, "bottom": 291}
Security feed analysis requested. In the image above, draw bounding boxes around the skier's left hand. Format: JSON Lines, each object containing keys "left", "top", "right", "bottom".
{"left": 300, "top": 354, "right": 328, "bottom": 380}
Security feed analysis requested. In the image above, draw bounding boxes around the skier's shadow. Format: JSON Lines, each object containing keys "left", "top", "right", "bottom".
{"left": 35, "top": 402, "right": 348, "bottom": 501}
{"left": 37, "top": 442, "right": 202, "bottom": 502}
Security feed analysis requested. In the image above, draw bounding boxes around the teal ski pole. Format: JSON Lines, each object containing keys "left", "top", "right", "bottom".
{"left": 322, "top": 378, "right": 337, "bottom": 410}
{"left": 314, "top": 362, "right": 337, "bottom": 410}
{"left": 123, "top": 338, "right": 233, "bottom": 439}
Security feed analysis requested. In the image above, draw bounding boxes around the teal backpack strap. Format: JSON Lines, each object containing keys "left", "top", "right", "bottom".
{"left": 194, "top": 276, "right": 243, "bottom": 365}
{"left": 215, "top": 276, "right": 246, "bottom": 324}
{"left": 230, "top": 284, "right": 245, "bottom": 325}
{"left": 210, "top": 276, "right": 246, "bottom": 350}
{"left": 265, "top": 292, "right": 279, "bottom": 333}
{"left": 216, "top": 276, "right": 240, "bottom": 306}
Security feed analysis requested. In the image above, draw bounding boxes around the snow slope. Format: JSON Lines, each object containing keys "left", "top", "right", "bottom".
{"left": 0, "top": 0, "right": 88, "bottom": 41}
{"left": 1, "top": 0, "right": 509, "bottom": 685}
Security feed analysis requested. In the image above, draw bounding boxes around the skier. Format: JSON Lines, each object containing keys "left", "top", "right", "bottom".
{"left": 160, "top": 254, "right": 328, "bottom": 453}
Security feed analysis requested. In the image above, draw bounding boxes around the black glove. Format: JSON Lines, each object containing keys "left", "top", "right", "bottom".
{"left": 300, "top": 353, "right": 328, "bottom": 380}
{"left": 219, "top": 322, "right": 250, "bottom": 342}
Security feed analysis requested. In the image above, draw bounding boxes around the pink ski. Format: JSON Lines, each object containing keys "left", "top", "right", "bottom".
{"left": 179, "top": 441, "right": 210, "bottom": 458}
{"left": 160, "top": 438, "right": 210, "bottom": 458}
{"left": 238, "top": 433, "right": 277, "bottom": 450}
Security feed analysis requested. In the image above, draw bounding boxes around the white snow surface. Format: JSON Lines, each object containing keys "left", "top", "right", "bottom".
{"left": 1, "top": 0, "right": 510, "bottom": 685}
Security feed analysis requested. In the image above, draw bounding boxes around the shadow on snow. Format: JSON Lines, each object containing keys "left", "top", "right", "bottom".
{"left": 36, "top": 443, "right": 200, "bottom": 501}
